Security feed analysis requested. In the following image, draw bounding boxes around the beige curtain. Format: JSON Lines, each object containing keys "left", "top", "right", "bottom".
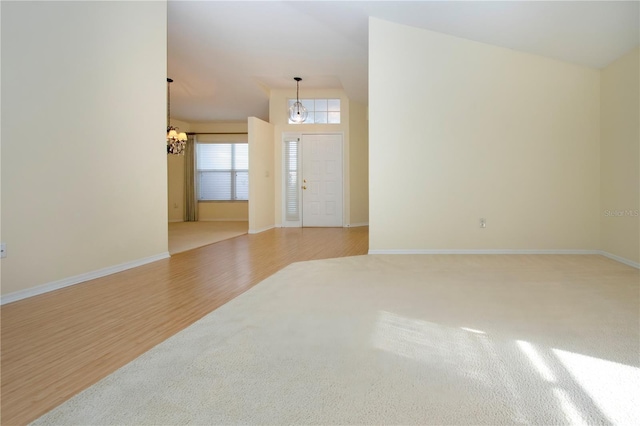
{"left": 184, "top": 134, "right": 198, "bottom": 222}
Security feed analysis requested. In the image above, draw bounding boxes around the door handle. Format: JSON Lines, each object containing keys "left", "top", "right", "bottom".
{"left": 302, "top": 186, "right": 307, "bottom": 190}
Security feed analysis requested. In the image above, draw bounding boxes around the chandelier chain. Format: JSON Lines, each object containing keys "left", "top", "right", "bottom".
{"left": 166, "top": 77, "right": 186, "bottom": 155}
{"left": 167, "top": 78, "right": 172, "bottom": 128}
{"left": 289, "top": 77, "right": 307, "bottom": 123}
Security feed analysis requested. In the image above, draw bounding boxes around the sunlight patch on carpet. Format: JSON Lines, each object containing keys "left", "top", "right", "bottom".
{"left": 553, "top": 348, "right": 640, "bottom": 425}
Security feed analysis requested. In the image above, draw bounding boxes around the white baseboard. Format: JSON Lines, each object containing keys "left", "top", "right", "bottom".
{"left": 598, "top": 251, "right": 640, "bottom": 269}
{"left": 1, "top": 252, "right": 170, "bottom": 305}
{"left": 367, "top": 248, "right": 640, "bottom": 269}
{"left": 368, "top": 249, "right": 599, "bottom": 255}
{"left": 344, "top": 222, "right": 369, "bottom": 228}
{"left": 248, "top": 225, "right": 275, "bottom": 234}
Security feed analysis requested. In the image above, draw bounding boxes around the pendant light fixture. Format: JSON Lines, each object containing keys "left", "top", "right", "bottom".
{"left": 288, "top": 77, "right": 308, "bottom": 123}
{"left": 167, "top": 78, "right": 187, "bottom": 155}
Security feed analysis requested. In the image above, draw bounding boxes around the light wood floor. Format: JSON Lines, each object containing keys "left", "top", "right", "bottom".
{"left": 1, "top": 227, "right": 369, "bottom": 425}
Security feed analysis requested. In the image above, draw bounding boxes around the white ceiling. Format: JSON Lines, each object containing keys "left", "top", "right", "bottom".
{"left": 167, "top": 0, "right": 639, "bottom": 123}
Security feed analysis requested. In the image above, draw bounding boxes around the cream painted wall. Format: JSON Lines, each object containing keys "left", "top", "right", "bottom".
{"left": 270, "top": 88, "right": 357, "bottom": 226}
{"left": 198, "top": 203, "right": 248, "bottom": 221}
{"left": 369, "top": 18, "right": 600, "bottom": 251}
{"left": 349, "top": 100, "right": 369, "bottom": 225}
{"left": 600, "top": 47, "right": 640, "bottom": 264}
{"left": 1, "top": 1, "right": 167, "bottom": 296}
{"left": 167, "top": 119, "right": 190, "bottom": 222}
{"left": 190, "top": 122, "right": 247, "bottom": 134}
{"left": 248, "top": 117, "right": 275, "bottom": 233}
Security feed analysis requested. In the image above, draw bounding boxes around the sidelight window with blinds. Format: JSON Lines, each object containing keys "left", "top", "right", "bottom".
{"left": 197, "top": 143, "right": 248, "bottom": 201}
{"left": 284, "top": 139, "right": 300, "bottom": 223}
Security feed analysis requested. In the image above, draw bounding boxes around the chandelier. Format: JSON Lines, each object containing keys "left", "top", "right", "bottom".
{"left": 288, "top": 77, "right": 308, "bottom": 123}
{"left": 167, "top": 78, "right": 187, "bottom": 155}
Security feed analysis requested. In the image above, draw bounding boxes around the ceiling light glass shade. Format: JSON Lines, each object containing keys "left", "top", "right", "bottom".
{"left": 289, "top": 101, "right": 308, "bottom": 123}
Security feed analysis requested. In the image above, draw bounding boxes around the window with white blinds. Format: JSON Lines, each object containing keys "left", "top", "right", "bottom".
{"left": 284, "top": 140, "right": 300, "bottom": 221}
{"left": 197, "top": 143, "right": 248, "bottom": 201}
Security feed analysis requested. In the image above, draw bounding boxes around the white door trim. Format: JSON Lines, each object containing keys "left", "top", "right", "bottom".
{"left": 281, "top": 132, "right": 346, "bottom": 227}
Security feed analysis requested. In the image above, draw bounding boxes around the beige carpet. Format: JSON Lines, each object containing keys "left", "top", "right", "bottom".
{"left": 168, "top": 221, "right": 248, "bottom": 254}
{"left": 32, "top": 255, "right": 639, "bottom": 425}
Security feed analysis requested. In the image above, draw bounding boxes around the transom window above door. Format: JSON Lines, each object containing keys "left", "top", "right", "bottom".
{"left": 287, "top": 99, "right": 340, "bottom": 124}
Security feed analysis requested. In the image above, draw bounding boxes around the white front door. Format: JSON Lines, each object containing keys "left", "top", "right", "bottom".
{"left": 302, "top": 134, "right": 343, "bottom": 227}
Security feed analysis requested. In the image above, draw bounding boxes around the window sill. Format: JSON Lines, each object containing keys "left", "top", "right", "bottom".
{"left": 198, "top": 200, "right": 248, "bottom": 203}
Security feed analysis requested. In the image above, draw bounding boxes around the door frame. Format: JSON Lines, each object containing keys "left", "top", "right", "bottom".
{"left": 280, "top": 132, "right": 346, "bottom": 228}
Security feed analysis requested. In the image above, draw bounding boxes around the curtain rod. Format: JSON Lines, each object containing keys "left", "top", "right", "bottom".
{"left": 187, "top": 132, "right": 247, "bottom": 135}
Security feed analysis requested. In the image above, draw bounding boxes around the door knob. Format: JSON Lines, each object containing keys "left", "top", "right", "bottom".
{"left": 302, "top": 186, "right": 307, "bottom": 190}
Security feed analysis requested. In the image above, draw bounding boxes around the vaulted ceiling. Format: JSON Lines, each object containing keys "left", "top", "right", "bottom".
{"left": 167, "top": 1, "right": 639, "bottom": 123}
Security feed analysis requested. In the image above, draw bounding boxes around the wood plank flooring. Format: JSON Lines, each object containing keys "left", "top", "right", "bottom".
{"left": 1, "top": 227, "right": 369, "bottom": 425}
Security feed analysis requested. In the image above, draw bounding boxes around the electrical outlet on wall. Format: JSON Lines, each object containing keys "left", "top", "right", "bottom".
{"left": 480, "top": 218, "right": 486, "bottom": 228}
